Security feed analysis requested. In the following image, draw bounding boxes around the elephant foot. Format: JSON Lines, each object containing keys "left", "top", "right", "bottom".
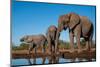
{"left": 89, "top": 48, "right": 92, "bottom": 52}
{"left": 48, "top": 52, "right": 52, "bottom": 55}
{"left": 78, "top": 49, "right": 82, "bottom": 53}
{"left": 70, "top": 48, "right": 74, "bottom": 53}
{"left": 84, "top": 47, "right": 91, "bottom": 51}
{"left": 83, "top": 48, "right": 88, "bottom": 51}
{"left": 87, "top": 48, "right": 92, "bottom": 52}
{"left": 77, "top": 47, "right": 82, "bottom": 53}
{"left": 56, "top": 51, "right": 60, "bottom": 55}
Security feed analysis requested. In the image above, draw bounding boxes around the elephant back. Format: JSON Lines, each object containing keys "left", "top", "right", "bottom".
{"left": 30, "top": 34, "right": 46, "bottom": 45}
{"left": 31, "top": 35, "right": 46, "bottom": 41}
{"left": 80, "top": 16, "right": 93, "bottom": 37}
{"left": 48, "top": 25, "right": 57, "bottom": 32}
{"left": 47, "top": 25, "right": 57, "bottom": 41}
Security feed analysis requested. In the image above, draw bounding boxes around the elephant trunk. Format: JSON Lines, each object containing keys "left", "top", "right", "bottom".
{"left": 54, "top": 29, "right": 60, "bottom": 54}
{"left": 20, "top": 38, "right": 24, "bottom": 42}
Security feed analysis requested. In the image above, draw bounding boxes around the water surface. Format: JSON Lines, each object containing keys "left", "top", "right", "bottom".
{"left": 12, "top": 57, "right": 95, "bottom": 66}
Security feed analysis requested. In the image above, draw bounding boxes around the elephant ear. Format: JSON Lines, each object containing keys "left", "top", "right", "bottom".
{"left": 27, "top": 36, "right": 33, "bottom": 43}
{"left": 68, "top": 13, "right": 80, "bottom": 30}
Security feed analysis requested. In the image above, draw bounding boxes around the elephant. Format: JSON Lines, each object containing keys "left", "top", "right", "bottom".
{"left": 20, "top": 34, "right": 47, "bottom": 56}
{"left": 56, "top": 12, "right": 93, "bottom": 53}
{"left": 46, "top": 25, "right": 58, "bottom": 54}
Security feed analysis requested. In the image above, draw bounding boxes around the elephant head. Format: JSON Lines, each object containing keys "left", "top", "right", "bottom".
{"left": 20, "top": 35, "right": 33, "bottom": 43}
{"left": 58, "top": 13, "right": 80, "bottom": 32}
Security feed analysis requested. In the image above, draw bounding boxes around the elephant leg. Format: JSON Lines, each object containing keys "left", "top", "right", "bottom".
{"left": 43, "top": 44, "right": 46, "bottom": 54}
{"left": 34, "top": 47, "right": 37, "bottom": 57}
{"left": 53, "top": 45, "right": 55, "bottom": 53}
{"left": 28, "top": 44, "right": 34, "bottom": 64}
{"left": 88, "top": 36, "right": 92, "bottom": 51}
{"left": 55, "top": 42, "right": 59, "bottom": 55}
{"left": 84, "top": 37, "right": 92, "bottom": 51}
{"left": 55, "top": 41, "right": 58, "bottom": 54}
{"left": 55, "top": 31, "right": 60, "bottom": 55}
{"left": 41, "top": 44, "right": 46, "bottom": 64}
{"left": 28, "top": 44, "right": 34, "bottom": 59}
{"left": 47, "top": 37, "right": 52, "bottom": 55}
{"left": 69, "top": 31, "right": 74, "bottom": 52}
{"left": 51, "top": 45, "right": 53, "bottom": 53}
{"left": 52, "top": 43, "right": 55, "bottom": 53}
{"left": 85, "top": 38, "right": 89, "bottom": 50}
{"left": 86, "top": 40, "right": 89, "bottom": 50}
{"left": 47, "top": 40, "right": 51, "bottom": 55}
{"left": 89, "top": 39, "right": 92, "bottom": 51}
{"left": 48, "top": 44, "right": 52, "bottom": 55}
{"left": 89, "top": 32, "right": 93, "bottom": 51}
{"left": 76, "top": 34, "right": 81, "bottom": 53}
{"left": 50, "top": 44, "right": 53, "bottom": 54}
{"left": 74, "top": 24, "right": 81, "bottom": 52}
{"left": 29, "top": 48, "right": 31, "bottom": 59}
{"left": 28, "top": 47, "right": 31, "bottom": 56}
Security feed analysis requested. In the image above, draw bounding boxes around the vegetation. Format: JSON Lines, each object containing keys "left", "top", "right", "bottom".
{"left": 12, "top": 43, "right": 29, "bottom": 51}
{"left": 12, "top": 39, "right": 96, "bottom": 51}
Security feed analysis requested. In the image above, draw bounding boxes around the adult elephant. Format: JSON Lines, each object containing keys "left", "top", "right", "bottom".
{"left": 46, "top": 25, "right": 58, "bottom": 54}
{"left": 55, "top": 12, "right": 93, "bottom": 53}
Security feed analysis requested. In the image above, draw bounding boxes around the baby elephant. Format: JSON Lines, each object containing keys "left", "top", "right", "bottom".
{"left": 20, "top": 34, "right": 47, "bottom": 56}
{"left": 46, "top": 25, "right": 57, "bottom": 54}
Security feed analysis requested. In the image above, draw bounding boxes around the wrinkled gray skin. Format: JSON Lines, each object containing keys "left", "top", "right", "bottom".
{"left": 46, "top": 25, "right": 58, "bottom": 54}
{"left": 20, "top": 34, "right": 47, "bottom": 55}
{"left": 56, "top": 13, "right": 93, "bottom": 53}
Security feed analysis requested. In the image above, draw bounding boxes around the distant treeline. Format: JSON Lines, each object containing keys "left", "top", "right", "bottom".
{"left": 12, "top": 39, "right": 96, "bottom": 51}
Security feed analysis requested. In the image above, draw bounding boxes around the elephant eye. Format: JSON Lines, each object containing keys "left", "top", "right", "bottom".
{"left": 63, "top": 21, "right": 66, "bottom": 25}
{"left": 66, "top": 19, "right": 69, "bottom": 22}
{"left": 59, "top": 22, "right": 63, "bottom": 26}
{"left": 25, "top": 36, "right": 28, "bottom": 39}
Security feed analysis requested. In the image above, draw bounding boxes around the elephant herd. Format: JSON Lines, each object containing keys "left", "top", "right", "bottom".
{"left": 20, "top": 12, "right": 94, "bottom": 56}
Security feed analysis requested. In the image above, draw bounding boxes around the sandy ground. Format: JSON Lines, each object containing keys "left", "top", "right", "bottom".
{"left": 12, "top": 48, "right": 96, "bottom": 59}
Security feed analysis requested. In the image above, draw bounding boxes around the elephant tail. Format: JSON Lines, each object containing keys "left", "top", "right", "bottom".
{"left": 89, "top": 23, "right": 94, "bottom": 40}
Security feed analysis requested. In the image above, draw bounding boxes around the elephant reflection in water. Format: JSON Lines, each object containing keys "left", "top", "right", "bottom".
{"left": 42, "top": 55, "right": 59, "bottom": 64}
{"left": 27, "top": 57, "right": 46, "bottom": 65}
{"left": 20, "top": 34, "right": 47, "bottom": 64}
{"left": 48, "top": 55, "right": 59, "bottom": 64}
